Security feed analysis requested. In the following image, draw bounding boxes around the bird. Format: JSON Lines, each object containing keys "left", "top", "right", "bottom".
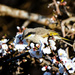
{"left": 23, "top": 27, "right": 59, "bottom": 37}
{"left": 22, "top": 27, "right": 70, "bottom": 44}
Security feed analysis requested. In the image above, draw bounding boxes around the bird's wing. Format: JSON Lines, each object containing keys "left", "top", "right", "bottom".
{"left": 41, "top": 31, "right": 59, "bottom": 38}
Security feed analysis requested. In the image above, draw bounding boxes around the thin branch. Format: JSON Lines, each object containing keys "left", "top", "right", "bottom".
{"left": 64, "top": 6, "right": 73, "bottom": 17}
{"left": 53, "top": 0, "right": 61, "bottom": 15}
{"left": 66, "top": 47, "right": 69, "bottom": 58}
{"left": 61, "top": 39, "right": 73, "bottom": 47}
{"left": 48, "top": 2, "right": 55, "bottom": 8}
{"left": 73, "top": 40, "right": 75, "bottom": 52}
{"left": 61, "top": 17, "right": 75, "bottom": 37}
{"left": 21, "top": 20, "right": 31, "bottom": 28}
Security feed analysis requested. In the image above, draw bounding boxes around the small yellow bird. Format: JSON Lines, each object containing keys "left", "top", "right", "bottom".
{"left": 23, "top": 27, "right": 70, "bottom": 43}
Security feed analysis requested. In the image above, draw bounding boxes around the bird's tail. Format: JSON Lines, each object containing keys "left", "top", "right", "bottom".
{"left": 59, "top": 36, "right": 70, "bottom": 41}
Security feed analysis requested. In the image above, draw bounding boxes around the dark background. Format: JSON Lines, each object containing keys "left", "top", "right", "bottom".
{"left": 0, "top": 0, "right": 75, "bottom": 38}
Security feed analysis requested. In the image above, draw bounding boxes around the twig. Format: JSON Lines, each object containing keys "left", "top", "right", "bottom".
{"left": 40, "top": 58, "right": 50, "bottom": 66}
{"left": 66, "top": 47, "right": 69, "bottom": 58}
{"left": 48, "top": 2, "right": 55, "bottom": 8}
{"left": 61, "top": 23, "right": 66, "bottom": 37}
{"left": 21, "top": 20, "right": 31, "bottom": 28}
{"left": 64, "top": 6, "right": 73, "bottom": 17}
{"left": 61, "top": 17, "right": 75, "bottom": 37}
{"left": 53, "top": 0, "right": 61, "bottom": 15}
{"left": 60, "top": 39, "right": 73, "bottom": 47}
{"left": 73, "top": 40, "right": 75, "bottom": 52}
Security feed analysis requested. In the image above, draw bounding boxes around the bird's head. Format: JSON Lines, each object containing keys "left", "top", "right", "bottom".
{"left": 23, "top": 32, "right": 35, "bottom": 39}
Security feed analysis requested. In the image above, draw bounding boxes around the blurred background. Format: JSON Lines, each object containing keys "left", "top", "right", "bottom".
{"left": 0, "top": 0, "right": 75, "bottom": 39}
{"left": 0, "top": 0, "right": 75, "bottom": 75}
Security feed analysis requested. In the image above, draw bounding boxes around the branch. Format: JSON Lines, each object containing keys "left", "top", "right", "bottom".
{"left": 53, "top": 0, "right": 61, "bottom": 15}
{"left": 66, "top": 47, "right": 69, "bottom": 58}
{"left": 61, "top": 23, "right": 66, "bottom": 37}
{"left": 48, "top": 2, "right": 55, "bottom": 8}
{"left": 60, "top": 39, "right": 73, "bottom": 47}
{"left": 21, "top": 20, "right": 31, "bottom": 28}
{"left": 73, "top": 40, "right": 75, "bottom": 52}
{"left": 64, "top": 6, "right": 73, "bottom": 17}
{"left": 61, "top": 17, "right": 75, "bottom": 37}
{"left": 0, "top": 4, "right": 58, "bottom": 28}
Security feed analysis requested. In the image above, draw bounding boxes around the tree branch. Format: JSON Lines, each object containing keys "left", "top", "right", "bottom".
{"left": 61, "top": 17, "right": 75, "bottom": 37}
{"left": 0, "top": 4, "right": 57, "bottom": 27}
{"left": 53, "top": 0, "right": 61, "bottom": 15}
